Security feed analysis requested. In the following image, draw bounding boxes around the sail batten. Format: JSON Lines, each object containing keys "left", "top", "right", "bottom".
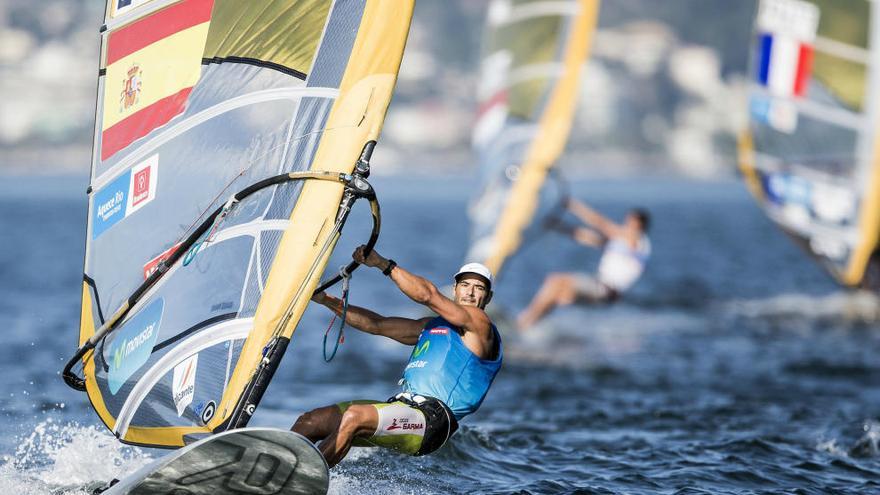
{"left": 92, "top": 86, "right": 340, "bottom": 189}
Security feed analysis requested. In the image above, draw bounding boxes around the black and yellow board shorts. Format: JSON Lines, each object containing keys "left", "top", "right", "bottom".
{"left": 337, "top": 393, "right": 458, "bottom": 456}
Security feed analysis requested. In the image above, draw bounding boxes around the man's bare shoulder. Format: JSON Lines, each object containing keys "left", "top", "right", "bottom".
{"left": 462, "top": 305, "right": 491, "bottom": 333}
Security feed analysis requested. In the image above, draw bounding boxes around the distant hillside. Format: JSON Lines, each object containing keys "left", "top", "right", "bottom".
{"left": 0, "top": 0, "right": 757, "bottom": 177}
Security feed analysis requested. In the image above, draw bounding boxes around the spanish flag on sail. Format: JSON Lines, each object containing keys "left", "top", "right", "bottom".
{"left": 101, "top": 0, "right": 214, "bottom": 160}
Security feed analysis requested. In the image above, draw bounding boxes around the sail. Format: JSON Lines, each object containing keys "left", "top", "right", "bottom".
{"left": 739, "top": 0, "right": 880, "bottom": 289}
{"left": 465, "top": 0, "right": 600, "bottom": 276}
{"left": 72, "top": 0, "right": 412, "bottom": 448}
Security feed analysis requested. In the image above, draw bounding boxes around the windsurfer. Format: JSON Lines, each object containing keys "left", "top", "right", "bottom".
{"left": 292, "top": 246, "right": 502, "bottom": 467}
{"left": 517, "top": 198, "right": 651, "bottom": 329}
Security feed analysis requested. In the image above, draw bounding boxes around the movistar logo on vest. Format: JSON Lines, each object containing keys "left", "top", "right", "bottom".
{"left": 405, "top": 360, "right": 427, "bottom": 370}
{"left": 412, "top": 340, "right": 430, "bottom": 358}
{"left": 107, "top": 298, "right": 164, "bottom": 394}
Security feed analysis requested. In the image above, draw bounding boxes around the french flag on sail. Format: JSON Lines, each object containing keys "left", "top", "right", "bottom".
{"left": 756, "top": 34, "right": 813, "bottom": 98}
{"left": 755, "top": 0, "right": 820, "bottom": 98}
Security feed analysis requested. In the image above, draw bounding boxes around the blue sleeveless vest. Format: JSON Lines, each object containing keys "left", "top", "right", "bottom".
{"left": 401, "top": 316, "right": 502, "bottom": 420}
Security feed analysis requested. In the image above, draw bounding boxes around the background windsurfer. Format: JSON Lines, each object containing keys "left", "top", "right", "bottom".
{"left": 292, "top": 247, "right": 502, "bottom": 467}
{"left": 517, "top": 198, "right": 651, "bottom": 329}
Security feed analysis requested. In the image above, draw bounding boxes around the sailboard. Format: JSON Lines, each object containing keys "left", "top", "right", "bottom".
{"left": 62, "top": 0, "right": 413, "bottom": 449}
{"left": 100, "top": 428, "right": 328, "bottom": 494}
{"left": 465, "top": 0, "right": 601, "bottom": 277}
{"left": 739, "top": 0, "right": 880, "bottom": 289}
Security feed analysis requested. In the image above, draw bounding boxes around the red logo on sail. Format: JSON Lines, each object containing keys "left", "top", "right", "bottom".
{"left": 131, "top": 166, "right": 151, "bottom": 207}
{"left": 143, "top": 243, "right": 181, "bottom": 279}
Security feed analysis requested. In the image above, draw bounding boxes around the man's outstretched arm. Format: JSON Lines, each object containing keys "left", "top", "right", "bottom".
{"left": 353, "top": 246, "right": 489, "bottom": 334}
{"left": 568, "top": 198, "right": 623, "bottom": 239}
{"left": 311, "top": 292, "right": 426, "bottom": 345}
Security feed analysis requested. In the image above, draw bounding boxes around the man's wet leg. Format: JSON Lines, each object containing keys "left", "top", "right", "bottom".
{"left": 291, "top": 405, "right": 343, "bottom": 444}
{"left": 317, "top": 404, "right": 378, "bottom": 468}
{"left": 517, "top": 273, "right": 576, "bottom": 329}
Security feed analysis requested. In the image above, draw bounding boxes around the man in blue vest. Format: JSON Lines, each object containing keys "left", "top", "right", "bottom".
{"left": 291, "top": 245, "right": 503, "bottom": 467}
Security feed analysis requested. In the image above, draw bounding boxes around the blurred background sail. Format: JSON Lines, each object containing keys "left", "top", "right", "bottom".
{"left": 464, "top": 0, "right": 600, "bottom": 277}
{"left": 738, "top": 0, "right": 880, "bottom": 289}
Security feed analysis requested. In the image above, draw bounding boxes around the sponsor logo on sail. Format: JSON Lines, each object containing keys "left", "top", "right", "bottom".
{"left": 112, "top": 323, "right": 156, "bottom": 370}
{"left": 92, "top": 154, "right": 159, "bottom": 239}
{"left": 201, "top": 400, "right": 216, "bottom": 424}
{"left": 96, "top": 190, "right": 125, "bottom": 223}
{"left": 131, "top": 166, "right": 150, "bottom": 207}
{"left": 172, "top": 354, "right": 198, "bottom": 416}
{"left": 107, "top": 298, "right": 164, "bottom": 394}
{"left": 126, "top": 155, "right": 158, "bottom": 215}
{"left": 210, "top": 301, "right": 235, "bottom": 312}
{"left": 143, "top": 242, "right": 181, "bottom": 279}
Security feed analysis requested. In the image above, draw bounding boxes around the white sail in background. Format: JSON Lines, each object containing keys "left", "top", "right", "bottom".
{"left": 739, "top": 0, "right": 880, "bottom": 289}
{"left": 466, "top": 0, "right": 601, "bottom": 277}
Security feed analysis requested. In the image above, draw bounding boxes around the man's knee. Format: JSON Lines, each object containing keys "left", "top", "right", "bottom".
{"left": 546, "top": 272, "right": 573, "bottom": 287}
{"left": 292, "top": 410, "right": 319, "bottom": 432}
{"left": 548, "top": 273, "right": 577, "bottom": 301}
{"left": 339, "top": 405, "right": 376, "bottom": 438}
{"left": 292, "top": 405, "right": 339, "bottom": 436}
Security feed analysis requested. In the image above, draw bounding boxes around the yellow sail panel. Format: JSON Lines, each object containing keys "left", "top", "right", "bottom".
{"left": 204, "top": 0, "right": 331, "bottom": 76}
{"left": 811, "top": 0, "right": 869, "bottom": 111}
{"left": 737, "top": 131, "right": 765, "bottom": 202}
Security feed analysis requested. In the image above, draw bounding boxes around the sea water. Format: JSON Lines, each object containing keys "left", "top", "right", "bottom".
{"left": 0, "top": 174, "right": 878, "bottom": 494}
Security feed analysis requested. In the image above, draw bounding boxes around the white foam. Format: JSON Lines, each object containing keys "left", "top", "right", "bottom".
{"left": 815, "top": 438, "right": 849, "bottom": 457}
{"left": 505, "top": 305, "right": 704, "bottom": 367}
{"left": 328, "top": 447, "right": 433, "bottom": 495}
{"left": 724, "top": 291, "right": 880, "bottom": 322}
{"left": 0, "top": 419, "right": 153, "bottom": 494}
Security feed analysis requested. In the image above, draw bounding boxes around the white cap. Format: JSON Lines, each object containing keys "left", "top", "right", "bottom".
{"left": 454, "top": 262, "right": 494, "bottom": 289}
